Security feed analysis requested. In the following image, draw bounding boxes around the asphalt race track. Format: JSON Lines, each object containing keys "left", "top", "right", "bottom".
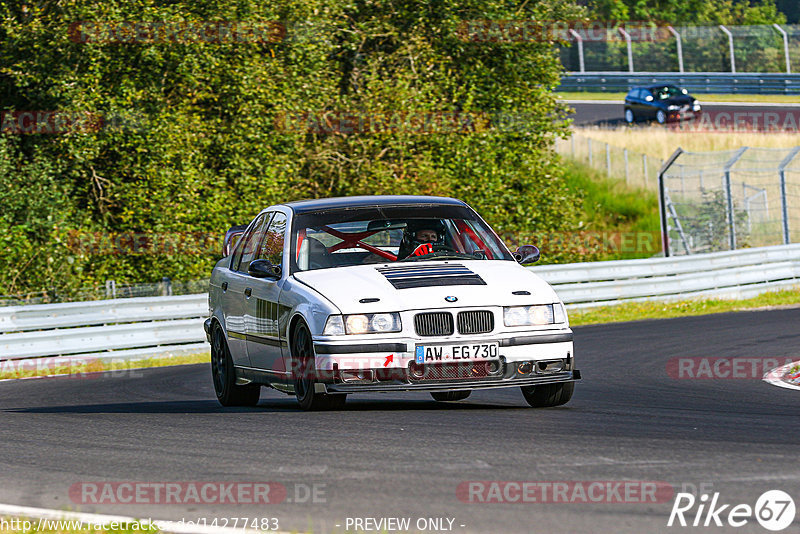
{"left": 1, "top": 308, "right": 799, "bottom": 533}
{"left": 567, "top": 100, "right": 800, "bottom": 128}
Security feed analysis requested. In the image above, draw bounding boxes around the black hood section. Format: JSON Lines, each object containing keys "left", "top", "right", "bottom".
{"left": 376, "top": 263, "right": 486, "bottom": 289}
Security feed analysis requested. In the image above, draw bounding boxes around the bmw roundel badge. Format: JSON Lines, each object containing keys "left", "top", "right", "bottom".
{"left": 445, "top": 296, "right": 458, "bottom": 302}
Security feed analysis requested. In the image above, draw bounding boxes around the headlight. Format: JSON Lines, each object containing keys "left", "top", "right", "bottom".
{"left": 693, "top": 101, "right": 701, "bottom": 111}
{"left": 323, "top": 313, "right": 402, "bottom": 335}
{"left": 504, "top": 304, "right": 567, "bottom": 327}
{"left": 668, "top": 105, "right": 680, "bottom": 111}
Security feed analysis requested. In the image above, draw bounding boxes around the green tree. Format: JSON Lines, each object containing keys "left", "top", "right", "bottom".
{"left": 0, "top": 0, "right": 587, "bottom": 298}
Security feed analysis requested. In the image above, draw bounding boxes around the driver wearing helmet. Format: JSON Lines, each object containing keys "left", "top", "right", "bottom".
{"left": 398, "top": 219, "right": 447, "bottom": 259}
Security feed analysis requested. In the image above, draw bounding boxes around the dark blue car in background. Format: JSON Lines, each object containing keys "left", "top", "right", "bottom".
{"left": 624, "top": 84, "right": 702, "bottom": 125}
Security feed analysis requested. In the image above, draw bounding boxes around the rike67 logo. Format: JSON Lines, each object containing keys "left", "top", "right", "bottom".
{"left": 668, "top": 490, "right": 796, "bottom": 531}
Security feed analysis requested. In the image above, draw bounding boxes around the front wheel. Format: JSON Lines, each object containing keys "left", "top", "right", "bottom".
{"left": 292, "top": 321, "right": 347, "bottom": 411}
{"left": 431, "top": 391, "right": 471, "bottom": 402}
{"left": 624, "top": 108, "right": 635, "bottom": 124}
{"left": 520, "top": 382, "right": 574, "bottom": 408}
{"left": 211, "top": 324, "right": 260, "bottom": 407}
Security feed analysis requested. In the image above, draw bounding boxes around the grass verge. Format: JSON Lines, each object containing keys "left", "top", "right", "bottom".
{"left": 558, "top": 92, "right": 800, "bottom": 103}
{"left": 573, "top": 125, "right": 800, "bottom": 160}
{"left": 569, "top": 287, "right": 800, "bottom": 326}
{"left": 557, "top": 158, "right": 661, "bottom": 261}
{"left": 0, "top": 352, "right": 209, "bottom": 380}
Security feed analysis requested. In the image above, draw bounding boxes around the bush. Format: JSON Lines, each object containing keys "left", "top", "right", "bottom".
{"left": 0, "top": 0, "right": 586, "bottom": 296}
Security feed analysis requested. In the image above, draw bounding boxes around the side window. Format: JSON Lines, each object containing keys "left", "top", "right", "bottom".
{"left": 233, "top": 213, "right": 272, "bottom": 273}
{"left": 257, "top": 212, "right": 287, "bottom": 267}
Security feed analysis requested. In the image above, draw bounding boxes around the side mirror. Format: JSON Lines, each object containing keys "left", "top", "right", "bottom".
{"left": 645, "top": 95, "right": 654, "bottom": 102}
{"left": 222, "top": 224, "right": 248, "bottom": 257}
{"left": 248, "top": 259, "right": 282, "bottom": 279}
{"left": 514, "top": 245, "right": 540, "bottom": 264}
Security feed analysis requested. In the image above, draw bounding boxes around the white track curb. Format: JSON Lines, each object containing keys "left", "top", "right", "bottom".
{"left": 762, "top": 360, "right": 800, "bottom": 391}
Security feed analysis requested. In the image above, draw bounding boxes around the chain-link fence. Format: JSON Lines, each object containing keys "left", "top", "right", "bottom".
{"left": 560, "top": 24, "right": 800, "bottom": 73}
{"left": 555, "top": 133, "right": 663, "bottom": 191}
{"left": 0, "top": 278, "right": 209, "bottom": 307}
{"left": 659, "top": 147, "right": 800, "bottom": 255}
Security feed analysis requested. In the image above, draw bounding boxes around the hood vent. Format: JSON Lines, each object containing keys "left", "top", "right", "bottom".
{"left": 376, "top": 263, "right": 486, "bottom": 290}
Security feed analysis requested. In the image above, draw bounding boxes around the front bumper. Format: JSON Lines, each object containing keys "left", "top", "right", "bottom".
{"left": 313, "top": 329, "right": 578, "bottom": 393}
{"left": 324, "top": 369, "right": 580, "bottom": 393}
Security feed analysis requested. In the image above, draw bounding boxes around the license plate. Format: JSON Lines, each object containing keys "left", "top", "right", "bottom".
{"left": 415, "top": 342, "right": 499, "bottom": 364}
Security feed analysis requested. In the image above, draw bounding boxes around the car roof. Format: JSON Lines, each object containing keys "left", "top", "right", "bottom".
{"left": 630, "top": 84, "right": 682, "bottom": 91}
{"left": 280, "top": 195, "right": 468, "bottom": 214}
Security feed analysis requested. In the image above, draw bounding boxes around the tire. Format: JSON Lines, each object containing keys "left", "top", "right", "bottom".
{"left": 211, "top": 324, "right": 260, "bottom": 407}
{"left": 292, "top": 321, "right": 347, "bottom": 411}
{"left": 624, "top": 108, "right": 635, "bottom": 124}
{"left": 431, "top": 391, "right": 472, "bottom": 402}
{"left": 656, "top": 110, "right": 667, "bottom": 125}
{"left": 520, "top": 382, "right": 574, "bottom": 408}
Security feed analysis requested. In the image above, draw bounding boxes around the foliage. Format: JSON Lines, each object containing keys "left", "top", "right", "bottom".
{"left": 0, "top": 0, "right": 588, "bottom": 297}
{"left": 569, "top": 286, "right": 800, "bottom": 326}
{"left": 583, "top": 0, "right": 786, "bottom": 25}
{"left": 679, "top": 189, "right": 750, "bottom": 253}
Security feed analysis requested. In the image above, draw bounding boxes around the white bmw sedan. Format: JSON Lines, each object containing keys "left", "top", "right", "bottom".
{"left": 205, "top": 195, "right": 579, "bottom": 410}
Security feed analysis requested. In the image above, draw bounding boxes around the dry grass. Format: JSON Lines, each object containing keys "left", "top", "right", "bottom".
{"left": 574, "top": 125, "right": 800, "bottom": 160}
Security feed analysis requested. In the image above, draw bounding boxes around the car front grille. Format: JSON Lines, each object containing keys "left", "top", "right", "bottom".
{"left": 414, "top": 312, "right": 454, "bottom": 337}
{"left": 456, "top": 310, "right": 493, "bottom": 335}
{"left": 408, "top": 362, "right": 492, "bottom": 381}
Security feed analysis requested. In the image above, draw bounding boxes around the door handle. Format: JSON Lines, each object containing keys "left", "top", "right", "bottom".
{"left": 244, "top": 287, "right": 252, "bottom": 298}
{"left": 221, "top": 282, "right": 228, "bottom": 292}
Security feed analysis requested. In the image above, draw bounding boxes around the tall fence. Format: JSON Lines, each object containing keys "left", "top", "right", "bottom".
{"left": 555, "top": 133, "right": 663, "bottom": 191}
{"left": 659, "top": 147, "right": 800, "bottom": 256}
{"left": 560, "top": 24, "right": 800, "bottom": 74}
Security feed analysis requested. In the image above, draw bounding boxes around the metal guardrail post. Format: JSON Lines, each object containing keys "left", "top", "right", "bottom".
{"left": 105, "top": 280, "right": 116, "bottom": 299}
{"left": 667, "top": 26, "right": 684, "bottom": 73}
{"left": 724, "top": 147, "right": 748, "bottom": 250}
{"left": 658, "top": 149, "right": 684, "bottom": 256}
{"left": 618, "top": 27, "right": 634, "bottom": 73}
{"left": 778, "top": 147, "right": 800, "bottom": 244}
{"left": 773, "top": 24, "right": 791, "bottom": 74}
{"left": 719, "top": 25, "right": 736, "bottom": 74}
{"left": 568, "top": 29, "right": 585, "bottom": 73}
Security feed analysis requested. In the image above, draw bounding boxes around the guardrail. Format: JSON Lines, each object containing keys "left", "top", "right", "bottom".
{"left": 1, "top": 244, "right": 798, "bottom": 362}
{"left": 534, "top": 244, "right": 800, "bottom": 308}
{"left": 0, "top": 295, "right": 208, "bottom": 362}
{"left": 558, "top": 72, "right": 800, "bottom": 94}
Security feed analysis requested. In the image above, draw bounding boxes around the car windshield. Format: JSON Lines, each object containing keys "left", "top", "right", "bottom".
{"left": 291, "top": 204, "right": 513, "bottom": 272}
{"left": 653, "top": 86, "right": 684, "bottom": 100}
